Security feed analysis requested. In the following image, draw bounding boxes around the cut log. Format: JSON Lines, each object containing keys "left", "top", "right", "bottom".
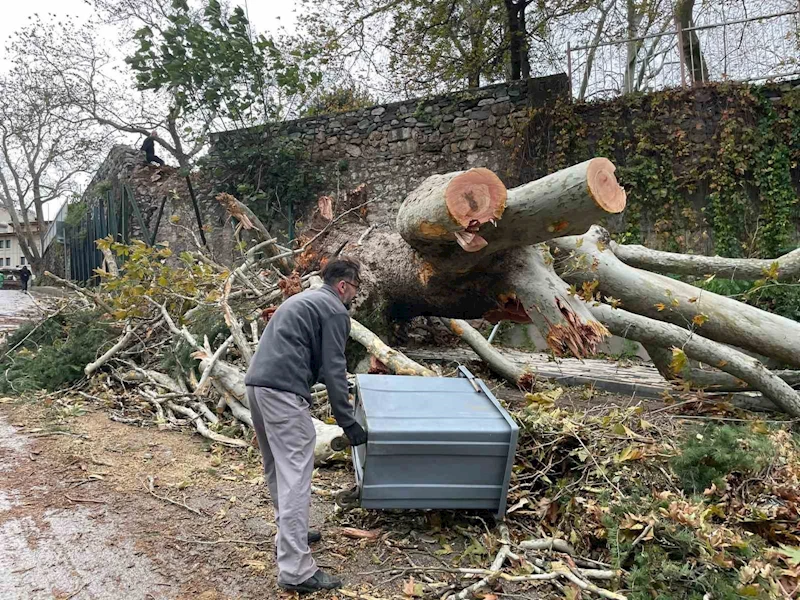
{"left": 396, "top": 159, "right": 625, "bottom": 265}
{"left": 446, "top": 318, "right": 530, "bottom": 386}
{"left": 504, "top": 244, "right": 608, "bottom": 358}
{"left": 645, "top": 345, "right": 800, "bottom": 392}
{"left": 349, "top": 319, "right": 436, "bottom": 376}
{"left": 396, "top": 168, "right": 506, "bottom": 252}
{"left": 199, "top": 356, "right": 345, "bottom": 465}
{"left": 552, "top": 226, "right": 800, "bottom": 368}
{"left": 590, "top": 303, "right": 800, "bottom": 416}
{"left": 611, "top": 243, "right": 800, "bottom": 281}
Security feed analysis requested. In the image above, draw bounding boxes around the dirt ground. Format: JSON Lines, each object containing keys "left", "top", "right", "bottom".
{"left": 0, "top": 392, "right": 518, "bottom": 600}
{"left": 0, "top": 377, "right": 652, "bottom": 600}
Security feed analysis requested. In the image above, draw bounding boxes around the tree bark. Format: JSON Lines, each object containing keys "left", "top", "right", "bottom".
{"left": 446, "top": 318, "right": 529, "bottom": 386}
{"left": 395, "top": 159, "right": 626, "bottom": 273}
{"left": 611, "top": 242, "right": 800, "bottom": 281}
{"left": 349, "top": 319, "right": 436, "bottom": 376}
{"left": 645, "top": 344, "right": 800, "bottom": 392}
{"left": 590, "top": 304, "right": 800, "bottom": 416}
{"left": 552, "top": 226, "right": 800, "bottom": 368}
{"left": 674, "top": 0, "right": 708, "bottom": 84}
{"left": 503, "top": 244, "right": 608, "bottom": 358}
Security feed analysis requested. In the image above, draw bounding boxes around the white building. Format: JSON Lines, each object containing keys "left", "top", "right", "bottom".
{"left": 0, "top": 207, "right": 49, "bottom": 269}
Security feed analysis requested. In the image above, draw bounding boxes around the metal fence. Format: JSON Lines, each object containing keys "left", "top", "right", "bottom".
{"left": 66, "top": 183, "right": 165, "bottom": 283}
{"left": 568, "top": 9, "right": 800, "bottom": 100}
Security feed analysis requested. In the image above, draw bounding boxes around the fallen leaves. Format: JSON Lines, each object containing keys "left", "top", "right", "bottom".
{"left": 340, "top": 527, "right": 381, "bottom": 540}
{"left": 402, "top": 577, "right": 423, "bottom": 597}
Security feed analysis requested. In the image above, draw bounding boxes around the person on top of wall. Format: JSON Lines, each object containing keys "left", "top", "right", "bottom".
{"left": 141, "top": 130, "right": 165, "bottom": 166}
{"left": 19, "top": 265, "right": 31, "bottom": 292}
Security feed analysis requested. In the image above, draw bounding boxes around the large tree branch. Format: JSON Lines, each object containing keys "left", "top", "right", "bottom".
{"left": 591, "top": 304, "right": 800, "bottom": 416}
{"left": 552, "top": 226, "right": 800, "bottom": 368}
{"left": 611, "top": 242, "right": 800, "bottom": 281}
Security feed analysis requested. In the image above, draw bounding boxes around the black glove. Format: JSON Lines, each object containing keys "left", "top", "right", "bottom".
{"left": 343, "top": 422, "right": 368, "bottom": 446}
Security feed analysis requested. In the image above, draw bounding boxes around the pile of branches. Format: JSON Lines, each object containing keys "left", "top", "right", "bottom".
{"left": 28, "top": 194, "right": 434, "bottom": 464}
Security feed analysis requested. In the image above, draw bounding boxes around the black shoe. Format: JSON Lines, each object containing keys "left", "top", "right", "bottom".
{"left": 307, "top": 530, "right": 322, "bottom": 544}
{"left": 279, "top": 569, "right": 342, "bottom": 593}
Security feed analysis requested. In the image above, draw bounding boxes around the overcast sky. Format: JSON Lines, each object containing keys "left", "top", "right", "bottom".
{"left": 0, "top": 0, "right": 298, "bottom": 46}
{"left": 0, "top": 0, "right": 299, "bottom": 219}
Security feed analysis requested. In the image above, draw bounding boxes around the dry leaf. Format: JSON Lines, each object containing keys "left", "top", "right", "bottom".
{"left": 402, "top": 577, "right": 424, "bottom": 597}
{"left": 340, "top": 527, "right": 381, "bottom": 540}
{"left": 654, "top": 302, "right": 666, "bottom": 311}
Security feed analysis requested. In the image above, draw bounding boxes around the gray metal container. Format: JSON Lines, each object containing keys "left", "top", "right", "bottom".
{"left": 352, "top": 367, "right": 519, "bottom": 518}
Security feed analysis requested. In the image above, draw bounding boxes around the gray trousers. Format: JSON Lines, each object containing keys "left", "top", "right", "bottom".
{"left": 247, "top": 385, "right": 317, "bottom": 585}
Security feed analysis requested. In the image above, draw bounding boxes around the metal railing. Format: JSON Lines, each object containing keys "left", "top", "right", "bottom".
{"left": 42, "top": 201, "right": 68, "bottom": 253}
{"left": 567, "top": 9, "right": 800, "bottom": 100}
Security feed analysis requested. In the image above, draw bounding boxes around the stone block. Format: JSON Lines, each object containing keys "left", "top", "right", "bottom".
{"left": 345, "top": 144, "right": 362, "bottom": 157}
{"left": 477, "top": 98, "right": 496, "bottom": 106}
{"left": 371, "top": 107, "right": 386, "bottom": 116}
{"left": 468, "top": 110, "right": 491, "bottom": 120}
{"left": 439, "top": 122, "right": 454, "bottom": 134}
{"left": 358, "top": 119, "right": 371, "bottom": 129}
{"left": 491, "top": 103, "right": 512, "bottom": 116}
{"left": 453, "top": 117, "right": 468, "bottom": 126}
{"left": 477, "top": 136, "right": 493, "bottom": 148}
{"left": 458, "top": 139, "right": 477, "bottom": 152}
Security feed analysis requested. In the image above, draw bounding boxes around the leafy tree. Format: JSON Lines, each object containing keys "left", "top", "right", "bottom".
{"left": 20, "top": 0, "right": 319, "bottom": 171}
{"left": 294, "top": 0, "right": 589, "bottom": 98}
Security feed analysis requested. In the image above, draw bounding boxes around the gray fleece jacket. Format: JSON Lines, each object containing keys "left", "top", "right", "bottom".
{"left": 244, "top": 285, "right": 355, "bottom": 428}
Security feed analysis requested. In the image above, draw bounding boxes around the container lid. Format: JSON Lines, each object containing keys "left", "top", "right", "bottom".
{"left": 355, "top": 373, "right": 514, "bottom": 439}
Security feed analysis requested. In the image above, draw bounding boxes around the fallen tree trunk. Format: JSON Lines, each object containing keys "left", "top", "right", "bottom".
{"left": 504, "top": 245, "right": 608, "bottom": 358}
{"left": 446, "top": 318, "right": 529, "bottom": 386}
{"left": 349, "top": 319, "right": 436, "bottom": 376}
{"left": 552, "top": 226, "right": 800, "bottom": 368}
{"left": 396, "top": 168, "right": 506, "bottom": 252}
{"left": 611, "top": 243, "right": 800, "bottom": 281}
{"left": 199, "top": 356, "right": 345, "bottom": 465}
{"left": 645, "top": 345, "right": 800, "bottom": 392}
{"left": 473, "top": 157, "right": 626, "bottom": 259}
{"left": 590, "top": 304, "right": 800, "bottom": 416}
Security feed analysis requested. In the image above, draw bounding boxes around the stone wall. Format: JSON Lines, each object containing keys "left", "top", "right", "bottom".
{"left": 41, "top": 145, "right": 238, "bottom": 276}
{"left": 211, "top": 75, "right": 569, "bottom": 226}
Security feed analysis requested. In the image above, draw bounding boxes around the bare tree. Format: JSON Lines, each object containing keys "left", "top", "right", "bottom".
{"left": 0, "top": 38, "right": 104, "bottom": 273}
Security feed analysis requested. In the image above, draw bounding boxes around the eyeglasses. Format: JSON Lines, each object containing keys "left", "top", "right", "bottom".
{"left": 342, "top": 280, "right": 360, "bottom": 291}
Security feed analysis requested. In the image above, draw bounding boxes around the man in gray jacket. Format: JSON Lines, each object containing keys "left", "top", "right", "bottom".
{"left": 245, "top": 258, "right": 367, "bottom": 593}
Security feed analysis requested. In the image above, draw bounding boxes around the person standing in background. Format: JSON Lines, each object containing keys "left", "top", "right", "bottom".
{"left": 19, "top": 266, "right": 31, "bottom": 292}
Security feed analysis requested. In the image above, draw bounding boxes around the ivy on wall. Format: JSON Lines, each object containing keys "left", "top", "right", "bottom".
{"left": 517, "top": 82, "right": 800, "bottom": 258}
{"left": 202, "top": 129, "right": 328, "bottom": 241}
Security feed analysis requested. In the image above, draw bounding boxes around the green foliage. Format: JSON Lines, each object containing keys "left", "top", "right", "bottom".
{"left": 96, "top": 237, "right": 226, "bottom": 320}
{"left": 64, "top": 200, "right": 88, "bottom": 229}
{"left": 0, "top": 310, "right": 114, "bottom": 393}
{"left": 671, "top": 424, "right": 774, "bottom": 494}
{"left": 518, "top": 83, "right": 800, "bottom": 257}
{"left": 202, "top": 132, "right": 326, "bottom": 239}
{"left": 126, "top": 0, "right": 320, "bottom": 127}
{"left": 301, "top": 85, "right": 376, "bottom": 117}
